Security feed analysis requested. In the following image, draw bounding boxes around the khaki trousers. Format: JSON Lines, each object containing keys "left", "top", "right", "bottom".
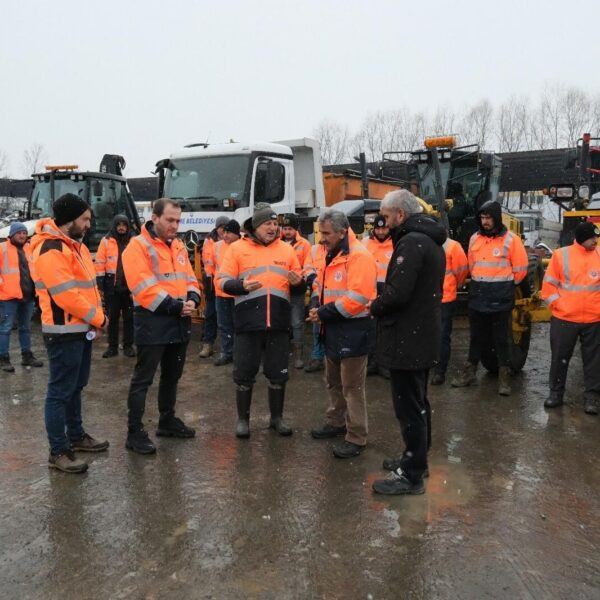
{"left": 325, "top": 355, "right": 368, "bottom": 446}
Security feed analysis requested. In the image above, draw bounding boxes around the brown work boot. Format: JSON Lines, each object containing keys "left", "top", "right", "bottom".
{"left": 48, "top": 450, "right": 88, "bottom": 473}
{"left": 292, "top": 344, "right": 304, "bottom": 369}
{"left": 71, "top": 433, "right": 109, "bottom": 452}
{"left": 450, "top": 363, "right": 477, "bottom": 387}
{"left": 199, "top": 342, "right": 213, "bottom": 358}
{"left": 498, "top": 366, "right": 512, "bottom": 396}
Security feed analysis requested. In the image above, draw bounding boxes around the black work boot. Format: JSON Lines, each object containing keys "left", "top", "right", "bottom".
{"left": 123, "top": 346, "right": 136, "bottom": 358}
{"left": 382, "top": 456, "right": 430, "bottom": 478}
{"left": 126, "top": 429, "right": 156, "bottom": 454}
{"left": 311, "top": 424, "right": 346, "bottom": 439}
{"left": 0, "top": 355, "right": 14, "bottom": 373}
{"left": 102, "top": 347, "right": 118, "bottom": 358}
{"left": 332, "top": 441, "right": 365, "bottom": 459}
{"left": 372, "top": 470, "right": 425, "bottom": 495}
{"left": 268, "top": 385, "right": 292, "bottom": 436}
{"left": 430, "top": 371, "right": 445, "bottom": 385}
{"left": 544, "top": 391, "right": 564, "bottom": 409}
{"left": 236, "top": 387, "right": 252, "bottom": 438}
{"left": 156, "top": 416, "right": 196, "bottom": 438}
{"left": 21, "top": 351, "right": 43, "bottom": 367}
{"left": 584, "top": 398, "right": 599, "bottom": 416}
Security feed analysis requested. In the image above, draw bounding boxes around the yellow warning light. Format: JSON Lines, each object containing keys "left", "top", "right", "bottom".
{"left": 45, "top": 165, "right": 79, "bottom": 172}
{"left": 424, "top": 136, "right": 457, "bottom": 149}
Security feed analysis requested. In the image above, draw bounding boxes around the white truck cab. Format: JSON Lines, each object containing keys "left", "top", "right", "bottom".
{"left": 155, "top": 138, "right": 325, "bottom": 242}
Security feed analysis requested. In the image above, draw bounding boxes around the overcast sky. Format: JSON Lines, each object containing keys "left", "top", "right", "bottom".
{"left": 1, "top": 0, "right": 599, "bottom": 177}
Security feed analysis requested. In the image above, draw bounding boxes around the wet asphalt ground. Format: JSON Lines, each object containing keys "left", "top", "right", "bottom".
{"left": 0, "top": 319, "right": 599, "bottom": 600}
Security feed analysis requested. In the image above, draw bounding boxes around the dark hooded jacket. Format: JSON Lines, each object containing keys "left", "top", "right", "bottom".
{"left": 371, "top": 214, "right": 446, "bottom": 370}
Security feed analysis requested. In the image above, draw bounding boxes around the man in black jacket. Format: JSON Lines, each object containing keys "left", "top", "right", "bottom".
{"left": 370, "top": 190, "right": 446, "bottom": 495}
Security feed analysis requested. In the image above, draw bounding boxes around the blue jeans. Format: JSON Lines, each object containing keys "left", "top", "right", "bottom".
{"left": 44, "top": 338, "right": 92, "bottom": 454}
{"left": 311, "top": 323, "right": 325, "bottom": 360}
{"left": 0, "top": 299, "right": 34, "bottom": 356}
{"left": 202, "top": 283, "right": 217, "bottom": 343}
{"left": 215, "top": 296, "right": 234, "bottom": 357}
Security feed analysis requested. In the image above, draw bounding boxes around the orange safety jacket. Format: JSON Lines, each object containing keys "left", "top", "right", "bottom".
{"left": 123, "top": 223, "right": 200, "bottom": 313}
{"left": 216, "top": 235, "right": 301, "bottom": 332}
{"left": 312, "top": 230, "right": 377, "bottom": 359}
{"left": 362, "top": 234, "right": 393, "bottom": 287}
{"left": 283, "top": 234, "right": 311, "bottom": 269}
{"left": 542, "top": 242, "right": 600, "bottom": 323}
{"left": 214, "top": 240, "right": 234, "bottom": 298}
{"left": 442, "top": 238, "right": 469, "bottom": 303}
{"left": 467, "top": 230, "right": 528, "bottom": 312}
{"left": 202, "top": 235, "right": 217, "bottom": 278}
{"left": 30, "top": 218, "right": 105, "bottom": 335}
{"left": 95, "top": 236, "right": 119, "bottom": 277}
{"left": 0, "top": 239, "right": 34, "bottom": 301}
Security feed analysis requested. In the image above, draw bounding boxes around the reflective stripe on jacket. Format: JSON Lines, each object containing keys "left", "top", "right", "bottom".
{"left": 216, "top": 236, "right": 301, "bottom": 332}
{"left": 0, "top": 239, "right": 34, "bottom": 301}
{"left": 123, "top": 224, "right": 200, "bottom": 312}
{"left": 442, "top": 238, "right": 469, "bottom": 303}
{"left": 95, "top": 236, "right": 118, "bottom": 277}
{"left": 362, "top": 235, "right": 393, "bottom": 286}
{"left": 467, "top": 230, "right": 528, "bottom": 313}
{"left": 313, "top": 231, "right": 377, "bottom": 360}
{"left": 542, "top": 242, "right": 600, "bottom": 323}
{"left": 30, "top": 218, "right": 105, "bottom": 335}
{"left": 214, "top": 240, "right": 234, "bottom": 298}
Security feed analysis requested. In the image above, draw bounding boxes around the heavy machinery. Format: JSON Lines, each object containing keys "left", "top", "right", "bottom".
{"left": 0, "top": 154, "right": 141, "bottom": 252}
{"left": 376, "top": 135, "right": 546, "bottom": 373}
{"left": 546, "top": 133, "right": 600, "bottom": 246}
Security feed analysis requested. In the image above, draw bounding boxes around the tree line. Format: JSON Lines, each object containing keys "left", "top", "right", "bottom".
{"left": 0, "top": 143, "right": 47, "bottom": 179}
{"left": 313, "top": 84, "right": 600, "bottom": 165}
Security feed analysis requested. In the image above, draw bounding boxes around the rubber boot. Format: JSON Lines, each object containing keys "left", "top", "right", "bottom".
{"left": 235, "top": 386, "right": 252, "bottom": 438}
{"left": 268, "top": 385, "right": 292, "bottom": 436}
{"left": 450, "top": 362, "right": 477, "bottom": 387}
{"left": 498, "top": 366, "right": 512, "bottom": 396}
{"left": 292, "top": 344, "right": 304, "bottom": 369}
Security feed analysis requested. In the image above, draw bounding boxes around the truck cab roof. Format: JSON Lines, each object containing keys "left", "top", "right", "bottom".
{"left": 170, "top": 142, "right": 294, "bottom": 160}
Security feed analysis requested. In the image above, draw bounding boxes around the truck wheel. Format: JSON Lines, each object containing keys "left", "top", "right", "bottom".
{"left": 480, "top": 317, "right": 531, "bottom": 375}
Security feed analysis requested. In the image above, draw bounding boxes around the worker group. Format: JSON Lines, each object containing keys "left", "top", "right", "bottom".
{"left": 1, "top": 190, "right": 598, "bottom": 496}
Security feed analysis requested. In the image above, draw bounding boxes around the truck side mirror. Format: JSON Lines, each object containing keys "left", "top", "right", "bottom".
{"left": 254, "top": 160, "right": 285, "bottom": 204}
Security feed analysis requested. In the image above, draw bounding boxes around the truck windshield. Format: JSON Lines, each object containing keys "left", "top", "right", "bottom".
{"left": 30, "top": 179, "right": 86, "bottom": 217}
{"left": 164, "top": 155, "right": 250, "bottom": 210}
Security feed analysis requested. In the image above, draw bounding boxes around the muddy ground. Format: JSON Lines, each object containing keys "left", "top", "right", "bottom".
{"left": 0, "top": 319, "right": 598, "bottom": 599}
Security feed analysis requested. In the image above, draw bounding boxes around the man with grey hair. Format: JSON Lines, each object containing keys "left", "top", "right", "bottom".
{"left": 370, "top": 189, "right": 446, "bottom": 495}
{"left": 308, "top": 209, "right": 377, "bottom": 459}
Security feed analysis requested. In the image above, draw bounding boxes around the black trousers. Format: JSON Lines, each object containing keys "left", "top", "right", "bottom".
{"left": 107, "top": 290, "right": 133, "bottom": 349}
{"left": 389, "top": 368, "right": 431, "bottom": 483}
{"left": 550, "top": 317, "right": 600, "bottom": 402}
{"left": 436, "top": 301, "right": 456, "bottom": 374}
{"left": 467, "top": 308, "right": 511, "bottom": 368}
{"left": 127, "top": 342, "right": 188, "bottom": 431}
{"left": 233, "top": 330, "right": 290, "bottom": 387}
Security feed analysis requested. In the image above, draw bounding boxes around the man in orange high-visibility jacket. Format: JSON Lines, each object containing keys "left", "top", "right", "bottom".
{"left": 541, "top": 221, "right": 600, "bottom": 415}
{"left": 303, "top": 241, "right": 327, "bottom": 373}
{"left": 308, "top": 209, "right": 377, "bottom": 459}
{"left": 199, "top": 216, "right": 229, "bottom": 358}
{"left": 216, "top": 203, "right": 303, "bottom": 439}
{"left": 0, "top": 222, "right": 43, "bottom": 372}
{"left": 122, "top": 198, "right": 201, "bottom": 455}
{"left": 281, "top": 213, "right": 312, "bottom": 369}
{"left": 430, "top": 238, "right": 468, "bottom": 385}
{"left": 95, "top": 214, "right": 134, "bottom": 359}
{"left": 31, "top": 194, "right": 109, "bottom": 474}
{"left": 362, "top": 214, "right": 393, "bottom": 377}
{"left": 451, "top": 200, "right": 528, "bottom": 395}
{"left": 212, "top": 219, "right": 241, "bottom": 366}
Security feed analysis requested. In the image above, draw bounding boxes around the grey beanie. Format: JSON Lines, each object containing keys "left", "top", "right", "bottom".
{"left": 215, "top": 216, "right": 230, "bottom": 229}
{"left": 251, "top": 203, "right": 277, "bottom": 229}
{"left": 8, "top": 222, "right": 27, "bottom": 237}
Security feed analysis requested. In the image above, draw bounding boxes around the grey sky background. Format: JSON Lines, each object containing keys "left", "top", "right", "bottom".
{"left": 1, "top": 0, "right": 599, "bottom": 177}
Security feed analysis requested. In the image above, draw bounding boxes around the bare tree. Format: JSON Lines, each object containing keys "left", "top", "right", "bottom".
{"left": 312, "top": 120, "right": 351, "bottom": 165}
{"left": 459, "top": 100, "right": 493, "bottom": 148}
{"left": 22, "top": 143, "right": 47, "bottom": 176}
{"left": 430, "top": 106, "right": 457, "bottom": 137}
{"left": 496, "top": 96, "right": 529, "bottom": 152}
{"left": 0, "top": 150, "right": 9, "bottom": 178}
{"left": 561, "top": 86, "right": 592, "bottom": 147}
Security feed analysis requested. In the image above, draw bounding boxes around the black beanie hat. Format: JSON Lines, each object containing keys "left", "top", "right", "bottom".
{"left": 281, "top": 213, "right": 299, "bottom": 230}
{"left": 223, "top": 219, "right": 241, "bottom": 236}
{"left": 575, "top": 221, "right": 600, "bottom": 245}
{"left": 53, "top": 193, "right": 90, "bottom": 226}
{"left": 374, "top": 214, "right": 386, "bottom": 229}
